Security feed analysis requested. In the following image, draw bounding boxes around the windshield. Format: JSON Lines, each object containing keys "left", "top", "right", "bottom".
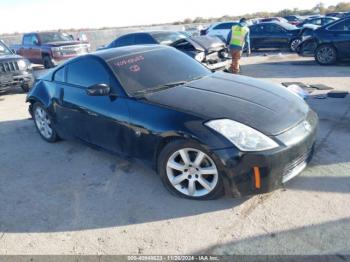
{"left": 280, "top": 22, "right": 298, "bottom": 30}
{"left": 0, "top": 41, "right": 12, "bottom": 55}
{"left": 151, "top": 32, "right": 187, "bottom": 45}
{"left": 108, "top": 47, "right": 210, "bottom": 96}
{"left": 40, "top": 32, "right": 73, "bottom": 43}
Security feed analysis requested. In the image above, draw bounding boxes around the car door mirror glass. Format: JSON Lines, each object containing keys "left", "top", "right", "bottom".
{"left": 86, "top": 84, "right": 111, "bottom": 96}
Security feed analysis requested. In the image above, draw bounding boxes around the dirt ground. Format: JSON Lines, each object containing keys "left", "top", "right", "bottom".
{"left": 0, "top": 52, "right": 349, "bottom": 255}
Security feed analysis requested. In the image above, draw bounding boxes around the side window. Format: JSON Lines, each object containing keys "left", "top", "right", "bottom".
{"left": 53, "top": 67, "right": 65, "bottom": 82}
{"left": 325, "top": 18, "right": 335, "bottom": 24}
{"left": 264, "top": 24, "right": 284, "bottom": 33}
{"left": 67, "top": 58, "right": 110, "bottom": 88}
{"left": 112, "top": 35, "right": 135, "bottom": 47}
{"left": 23, "top": 35, "right": 32, "bottom": 45}
{"left": 329, "top": 19, "right": 350, "bottom": 31}
{"left": 250, "top": 25, "right": 262, "bottom": 33}
{"left": 31, "top": 35, "right": 39, "bottom": 45}
{"left": 311, "top": 19, "right": 322, "bottom": 25}
{"left": 134, "top": 34, "right": 156, "bottom": 44}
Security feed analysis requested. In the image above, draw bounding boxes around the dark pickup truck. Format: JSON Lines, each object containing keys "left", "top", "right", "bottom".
{"left": 0, "top": 40, "right": 34, "bottom": 93}
{"left": 11, "top": 32, "right": 90, "bottom": 68}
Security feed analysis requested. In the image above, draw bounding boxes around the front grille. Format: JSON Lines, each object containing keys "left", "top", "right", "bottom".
{"left": 60, "top": 45, "right": 88, "bottom": 55}
{"left": 0, "top": 61, "right": 19, "bottom": 73}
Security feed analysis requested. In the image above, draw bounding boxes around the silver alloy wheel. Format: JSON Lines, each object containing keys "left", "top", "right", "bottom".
{"left": 166, "top": 148, "right": 219, "bottom": 197}
{"left": 34, "top": 107, "right": 53, "bottom": 139}
{"left": 317, "top": 46, "right": 335, "bottom": 64}
{"left": 291, "top": 39, "right": 301, "bottom": 52}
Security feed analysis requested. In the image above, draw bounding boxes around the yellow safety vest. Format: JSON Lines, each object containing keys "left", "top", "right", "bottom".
{"left": 230, "top": 25, "right": 249, "bottom": 47}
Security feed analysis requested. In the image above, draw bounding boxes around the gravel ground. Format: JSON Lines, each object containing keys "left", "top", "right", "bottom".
{"left": 0, "top": 53, "right": 349, "bottom": 255}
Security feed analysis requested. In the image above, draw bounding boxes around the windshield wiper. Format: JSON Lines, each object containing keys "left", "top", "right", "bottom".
{"left": 133, "top": 81, "right": 188, "bottom": 97}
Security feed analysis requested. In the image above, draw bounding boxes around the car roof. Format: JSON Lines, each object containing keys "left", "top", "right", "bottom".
{"left": 92, "top": 44, "right": 169, "bottom": 61}
{"left": 254, "top": 21, "right": 288, "bottom": 26}
{"left": 210, "top": 21, "right": 238, "bottom": 26}
{"left": 115, "top": 30, "right": 185, "bottom": 38}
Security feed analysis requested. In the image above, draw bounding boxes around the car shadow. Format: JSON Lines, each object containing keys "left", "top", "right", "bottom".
{"left": 200, "top": 218, "right": 350, "bottom": 255}
{"left": 0, "top": 86, "right": 27, "bottom": 97}
{"left": 0, "top": 118, "right": 246, "bottom": 233}
{"left": 0, "top": 93, "right": 349, "bottom": 234}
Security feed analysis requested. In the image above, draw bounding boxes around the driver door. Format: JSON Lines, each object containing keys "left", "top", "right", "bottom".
{"left": 327, "top": 19, "right": 350, "bottom": 56}
{"left": 55, "top": 56, "right": 131, "bottom": 154}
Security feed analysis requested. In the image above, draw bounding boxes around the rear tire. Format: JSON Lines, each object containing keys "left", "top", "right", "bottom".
{"left": 32, "top": 102, "right": 58, "bottom": 143}
{"left": 315, "top": 44, "right": 337, "bottom": 65}
{"left": 43, "top": 55, "right": 55, "bottom": 69}
{"left": 158, "top": 139, "right": 225, "bottom": 200}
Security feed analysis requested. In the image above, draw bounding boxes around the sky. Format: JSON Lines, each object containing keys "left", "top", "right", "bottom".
{"left": 0, "top": 0, "right": 345, "bottom": 34}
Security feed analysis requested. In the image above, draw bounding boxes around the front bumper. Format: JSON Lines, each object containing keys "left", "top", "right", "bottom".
{"left": 0, "top": 70, "right": 35, "bottom": 92}
{"left": 297, "top": 39, "right": 317, "bottom": 57}
{"left": 212, "top": 110, "right": 318, "bottom": 197}
{"left": 203, "top": 59, "right": 230, "bottom": 71}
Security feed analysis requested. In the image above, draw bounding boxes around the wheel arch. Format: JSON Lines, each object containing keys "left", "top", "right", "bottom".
{"left": 154, "top": 134, "right": 234, "bottom": 198}
{"left": 314, "top": 43, "right": 339, "bottom": 64}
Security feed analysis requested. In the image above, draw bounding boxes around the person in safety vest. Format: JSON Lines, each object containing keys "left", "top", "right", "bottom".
{"left": 226, "top": 18, "right": 251, "bottom": 74}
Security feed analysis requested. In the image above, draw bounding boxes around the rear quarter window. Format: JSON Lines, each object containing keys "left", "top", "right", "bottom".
{"left": 53, "top": 67, "right": 65, "bottom": 82}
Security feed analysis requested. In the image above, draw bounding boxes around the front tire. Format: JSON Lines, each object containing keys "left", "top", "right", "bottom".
{"left": 315, "top": 44, "right": 337, "bottom": 65}
{"left": 290, "top": 38, "right": 301, "bottom": 52}
{"left": 158, "top": 140, "right": 225, "bottom": 200}
{"left": 33, "top": 103, "right": 58, "bottom": 143}
{"left": 43, "top": 55, "right": 55, "bottom": 69}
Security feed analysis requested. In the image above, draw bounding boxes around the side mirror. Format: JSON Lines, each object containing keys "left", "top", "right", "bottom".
{"left": 86, "top": 84, "right": 111, "bottom": 96}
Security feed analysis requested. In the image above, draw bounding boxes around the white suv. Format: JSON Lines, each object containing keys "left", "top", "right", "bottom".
{"left": 201, "top": 22, "right": 239, "bottom": 42}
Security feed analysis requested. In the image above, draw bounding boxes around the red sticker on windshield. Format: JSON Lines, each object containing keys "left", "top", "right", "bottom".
{"left": 129, "top": 64, "right": 140, "bottom": 72}
{"left": 114, "top": 55, "right": 144, "bottom": 67}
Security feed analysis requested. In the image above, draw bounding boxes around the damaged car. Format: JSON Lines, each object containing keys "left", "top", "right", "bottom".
{"left": 0, "top": 40, "right": 34, "bottom": 93}
{"left": 101, "top": 31, "right": 230, "bottom": 71}
{"left": 27, "top": 45, "right": 318, "bottom": 200}
{"left": 298, "top": 17, "right": 350, "bottom": 65}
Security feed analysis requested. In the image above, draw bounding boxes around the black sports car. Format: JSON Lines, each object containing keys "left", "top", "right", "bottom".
{"left": 101, "top": 31, "right": 230, "bottom": 71}
{"left": 249, "top": 22, "right": 302, "bottom": 51}
{"left": 27, "top": 45, "right": 318, "bottom": 200}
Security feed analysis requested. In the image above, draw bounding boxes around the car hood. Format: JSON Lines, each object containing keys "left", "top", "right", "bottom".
{"left": 144, "top": 72, "right": 309, "bottom": 136}
{"left": 0, "top": 54, "right": 24, "bottom": 62}
{"left": 44, "top": 41, "right": 83, "bottom": 47}
{"left": 186, "top": 36, "right": 226, "bottom": 52}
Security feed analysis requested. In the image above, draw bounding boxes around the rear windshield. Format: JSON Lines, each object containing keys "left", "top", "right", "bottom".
{"left": 151, "top": 32, "right": 187, "bottom": 45}
{"left": 40, "top": 32, "right": 73, "bottom": 43}
{"left": 108, "top": 48, "right": 210, "bottom": 96}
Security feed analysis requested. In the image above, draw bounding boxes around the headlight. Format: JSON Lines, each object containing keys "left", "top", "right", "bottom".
{"left": 195, "top": 52, "right": 205, "bottom": 62}
{"left": 205, "top": 119, "right": 279, "bottom": 151}
{"left": 17, "top": 59, "right": 27, "bottom": 70}
{"left": 51, "top": 47, "right": 62, "bottom": 56}
{"left": 51, "top": 47, "right": 61, "bottom": 52}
